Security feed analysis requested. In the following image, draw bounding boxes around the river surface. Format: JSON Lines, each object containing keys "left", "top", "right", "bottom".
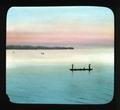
{"left": 6, "top": 48, "right": 114, "bottom": 104}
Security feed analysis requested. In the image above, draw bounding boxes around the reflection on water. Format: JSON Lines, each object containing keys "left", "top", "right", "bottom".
{"left": 6, "top": 49, "right": 114, "bottom": 104}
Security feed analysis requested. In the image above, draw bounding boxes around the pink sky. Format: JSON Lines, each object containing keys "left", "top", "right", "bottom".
{"left": 7, "top": 7, "right": 114, "bottom": 48}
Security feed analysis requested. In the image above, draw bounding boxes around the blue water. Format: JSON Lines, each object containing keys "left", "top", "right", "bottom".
{"left": 6, "top": 63, "right": 114, "bottom": 104}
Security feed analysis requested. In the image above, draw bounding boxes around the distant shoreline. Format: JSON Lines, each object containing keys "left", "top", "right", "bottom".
{"left": 6, "top": 45, "right": 74, "bottom": 50}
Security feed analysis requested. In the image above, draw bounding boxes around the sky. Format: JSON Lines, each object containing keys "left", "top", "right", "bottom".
{"left": 7, "top": 6, "right": 114, "bottom": 48}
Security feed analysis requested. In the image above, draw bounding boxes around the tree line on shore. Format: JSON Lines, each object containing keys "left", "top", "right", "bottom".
{"left": 6, "top": 45, "right": 74, "bottom": 50}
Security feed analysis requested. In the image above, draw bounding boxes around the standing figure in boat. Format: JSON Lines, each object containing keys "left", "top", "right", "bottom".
{"left": 70, "top": 64, "right": 93, "bottom": 72}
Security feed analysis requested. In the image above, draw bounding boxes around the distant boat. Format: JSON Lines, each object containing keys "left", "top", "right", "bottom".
{"left": 12, "top": 51, "right": 15, "bottom": 53}
{"left": 41, "top": 52, "right": 44, "bottom": 55}
{"left": 70, "top": 64, "right": 93, "bottom": 72}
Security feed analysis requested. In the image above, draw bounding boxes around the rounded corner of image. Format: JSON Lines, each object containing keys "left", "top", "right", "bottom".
{"left": 6, "top": 6, "right": 15, "bottom": 18}
{"left": 102, "top": 93, "right": 115, "bottom": 105}
{"left": 104, "top": 6, "right": 114, "bottom": 18}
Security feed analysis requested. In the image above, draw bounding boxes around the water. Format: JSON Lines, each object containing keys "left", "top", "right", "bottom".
{"left": 6, "top": 49, "right": 114, "bottom": 104}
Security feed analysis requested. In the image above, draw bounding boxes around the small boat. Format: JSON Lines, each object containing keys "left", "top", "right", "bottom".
{"left": 41, "top": 52, "right": 44, "bottom": 55}
{"left": 70, "top": 64, "right": 93, "bottom": 72}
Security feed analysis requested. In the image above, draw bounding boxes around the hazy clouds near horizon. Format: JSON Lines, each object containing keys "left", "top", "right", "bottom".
{"left": 7, "top": 6, "right": 114, "bottom": 48}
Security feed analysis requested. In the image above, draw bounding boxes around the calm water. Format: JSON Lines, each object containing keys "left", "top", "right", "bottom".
{"left": 6, "top": 49, "right": 114, "bottom": 104}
